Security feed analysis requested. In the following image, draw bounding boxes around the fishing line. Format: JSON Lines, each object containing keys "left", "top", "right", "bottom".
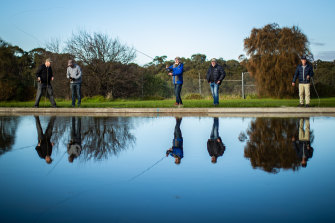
{"left": 129, "top": 156, "right": 166, "bottom": 181}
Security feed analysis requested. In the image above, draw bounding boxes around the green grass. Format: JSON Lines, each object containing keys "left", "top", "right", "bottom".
{"left": 0, "top": 97, "right": 334, "bottom": 108}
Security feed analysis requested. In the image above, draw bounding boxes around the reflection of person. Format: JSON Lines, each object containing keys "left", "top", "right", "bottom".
{"left": 66, "top": 59, "right": 82, "bottom": 107}
{"left": 67, "top": 117, "right": 82, "bottom": 163}
{"left": 166, "top": 57, "right": 184, "bottom": 107}
{"left": 166, "top": 117, "right": 183, "bottom": 164}
{"left": 292, "top": 55, "right": 314, "bottom": 107}
{"left": 292, "top": 118, "right": 314, "bottom": 168}
{"left": 207, "top": 117, "right": 226, "bottom": 163}
{"left": 35, "top": 116, "right": 56, "bottom": 164}
{"left": 206, "top": 58, "right": 226, "bottom": 106}
{"left": 34, "top": 58, "right": 57, "bottom": 108}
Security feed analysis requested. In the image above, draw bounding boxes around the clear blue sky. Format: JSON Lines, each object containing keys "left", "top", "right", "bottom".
{"left": 1, "top": 0, "right": 334, "bottom": 65}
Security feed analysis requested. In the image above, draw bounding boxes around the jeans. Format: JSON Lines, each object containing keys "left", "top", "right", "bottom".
{"left": 71, "top": 83, "right": 81, "bottom": 106}
{"left": 174, "top": 84, "right": 183, "bottom": 104}
{"left": 210, "top": 117, "right": 219, "bottom": 140}
{"left": 210, "top": 82, "right": 219, "bottom": 105}
{"left": 34, "top": 83, "right": 56, "bottom": 107}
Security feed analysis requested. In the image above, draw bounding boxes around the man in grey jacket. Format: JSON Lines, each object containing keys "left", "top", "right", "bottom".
{"left": 66, "top": 60, "right": 82, "bottom": 107}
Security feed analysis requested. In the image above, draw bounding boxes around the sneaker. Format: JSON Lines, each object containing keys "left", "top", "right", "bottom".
{"left": 178, "top": 104, "right": 184, "bottom": 108}
{"left": 174, "top": 102, "right": 179, "bottom": 106}
{"left": 34, "top": 105, "right": 39, "bottom": 108}
{"left": 305, "top": 104, "right": 311, "bottom": 108}
{"left": 52, "top": 105, "right": 57, "bottom": 108}
{"left": 297, "top": 104, "right": 304, "bottom": 107}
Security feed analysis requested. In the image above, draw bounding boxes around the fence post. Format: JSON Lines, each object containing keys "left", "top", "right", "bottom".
{"left": 198, "top": 72, "right": 202, "bottom": 95}
{"left": 242, "top": 72, "right": 245, "bottom": 99}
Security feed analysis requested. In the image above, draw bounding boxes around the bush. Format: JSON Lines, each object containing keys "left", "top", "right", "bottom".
{"left": 184, "top": 93, "right": 204, "bottom": 100}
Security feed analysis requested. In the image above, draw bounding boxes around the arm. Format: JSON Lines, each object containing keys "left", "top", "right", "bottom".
{"left": 76, "top": 66, "right": 82, "bottom": 79}
{"left": 172, "top": 63, "right": 183, "bottom": 76}
{"left": 292, "top": 66, "right": 299, "bottom": 83}
{"left": 206, "top": 67, "right": 211, "bottom": 82}
{"left": 218, "top": 66, "right": 226, "bottom": 82}
{"left": 66, "top": 67, "right": 70, "bottom": 79}
{"left": 36, "top": 65, "right": 42, "bottom": 79}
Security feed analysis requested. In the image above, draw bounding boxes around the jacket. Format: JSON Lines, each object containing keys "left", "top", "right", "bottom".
{"left": 167, "top": 63, "right": 184, "bottom": 84}
{"left": 36, "top": 64, "right": 53, "bottom": 84}
{"left": 292, "top": 64, "right": 314, "bottom": 84}
{"left": 206, "top": 64, "right": 226, "bottom": 85}
{"left": 66, "top": 64, "right": 82, "bottom": 84}
{"left": 207, "top": 137, "right": 225, "bottom": 158}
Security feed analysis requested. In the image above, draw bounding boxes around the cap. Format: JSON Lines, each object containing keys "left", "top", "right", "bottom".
{"left": 175, "top": 56, "right": 181, "bottom": 60}
{"left": 211, "top": 58, "right": 217, "bottom": 62}
{"left": 301, "top": 55, "right": 307, "bottom": 60}
{"left": 45, "top": 58, "right": 52, "bottom": 63}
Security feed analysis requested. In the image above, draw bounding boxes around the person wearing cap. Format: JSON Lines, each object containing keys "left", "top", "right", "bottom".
{"left": 207, "top": 117, "right": 226, "bottom": 164}
{"left": 66, "top": 59, "right": 82, "bottom": 107}
{"left": 166, "top": 57, "right": 184, "bottom": 106}
{"left": 206, "top": 58, "right": 226, "bottom": 106}
{"left": 34, "top": 58, "right": 57, "bottom": 108}
{"left": 292, "top": 55, "right": 314, "bottom": 107}
{"left": 166, "top": 117, "right": 183, "bottom": 164}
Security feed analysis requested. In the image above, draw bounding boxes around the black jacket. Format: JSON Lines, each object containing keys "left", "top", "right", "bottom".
{"left": 292, "top": 64, "right": 314, "bottom": 84}
{"left": 36, "top": 64, "right": 53, "bottom": 84}
{"left": 207, "top": 137, "right": 225, "bottom": 157}
{"left": 206, "top": 64, "right": 226, "bottom": 85}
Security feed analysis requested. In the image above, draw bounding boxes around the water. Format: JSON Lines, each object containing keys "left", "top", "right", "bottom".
{"left": 0, "top": 115, "right": 335, "bottom": 223}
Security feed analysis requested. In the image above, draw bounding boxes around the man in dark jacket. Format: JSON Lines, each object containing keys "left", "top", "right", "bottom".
{"left": 35, "top": 116, "right": 56, "bottom": 164}
{"left": 206, "top": 58, "right": 226, "bottom": 106}
{"left": 34, "top": 58, "right": 57, "bottom": 108}
{"left": 292, "top": 55, "right": 314, "bottom": 107}
{"left": 207, "top": 117, "right": 225, "bottom": 163}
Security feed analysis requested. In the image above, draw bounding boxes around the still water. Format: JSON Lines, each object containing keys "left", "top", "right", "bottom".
{"left": 0, "top": 115, "right": 334, "bottom": 223}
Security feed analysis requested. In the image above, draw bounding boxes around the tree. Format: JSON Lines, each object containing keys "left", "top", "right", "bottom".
{"left": 244, "top": 23, "right": 312, "bottom": 98}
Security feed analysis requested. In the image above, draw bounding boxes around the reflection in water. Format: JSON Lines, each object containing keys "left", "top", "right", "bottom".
{"left": 80, "top": 117, "right": 135, "bottom": 161}
{"left": 244, "top": 118, "right": 315, "bottom": 173}
{"left": 292, "top": 118, "right": 314, "bottom": 168}
{"left": 166, "top": 117, "right": 183, "bottom": 164}
{"left": 35, "top": 116, "right": 56, "bottom": 164}
{"left": 207, "top": 117, "right": 226, "bottom": 164}
{"left": 0, "top": 116, "right": 20, "bottom": 156}
{"left": 67, "top": 117, "right": 82, "bottom": 163}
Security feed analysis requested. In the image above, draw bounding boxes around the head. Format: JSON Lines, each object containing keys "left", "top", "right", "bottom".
{"left": 68, "top": 155, "right": 75, "bottom": 163}
{"left": 68, "top": 59, "right": 74, "bottom": 68}
{"left": 175, "top": 157, "right": 181, "bottom": 165}
{"left": 301, "top": 55, "right": 307, "bottom": 66}
{"left": 175, "top": 57, "right": 181, "bottom": 65}
{"left": 45, "top": 58, "right": 52, "bottom": 67}
{"left": 211, "top": 156, "right": 217, "bottom": 164}
{"left": 45, "top": 155, "right": 52, "bottom": 164}
{"left": 211, "top": 58, "right": 217, "bottom": 67}
{"left": 301, "top": 158, "right": 307, "bottom": 168}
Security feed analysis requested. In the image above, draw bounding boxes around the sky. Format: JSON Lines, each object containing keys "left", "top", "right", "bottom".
{"left": 1, "top": 0, "right": 335, "bottom": 65}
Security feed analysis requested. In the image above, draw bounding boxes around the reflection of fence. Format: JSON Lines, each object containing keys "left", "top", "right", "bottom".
{"left": 181, "top": 72, "right": 256, "bottom": 98}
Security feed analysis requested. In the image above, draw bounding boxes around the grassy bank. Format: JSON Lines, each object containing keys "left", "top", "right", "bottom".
{"left": 0, "top": 97, "right": 334, "bottom": 108}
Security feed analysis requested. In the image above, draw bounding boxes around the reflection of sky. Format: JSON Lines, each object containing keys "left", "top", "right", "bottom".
{"left": 1, "top": 116, "right": 335, "bottom": 222}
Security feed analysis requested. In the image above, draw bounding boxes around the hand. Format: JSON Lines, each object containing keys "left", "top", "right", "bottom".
{"left": 168, "top": 72, "right": 172, "bottom": 76}
{"left": 37, "top": 77, "right": 41, "bottom": 82}
{"left": 217, "top": 80, "right": 221, "bottom": 84}
{"left": 292, "top": 82, "right": 295, "bottom": 86}
{"left": 51, "top": 77, "right": 54, "bottom": 81}
{"left": 307, "top": 75, "right": 310, "bottom": 80}
{"left": 166, "top": 65, "right": 169, "bottom": 69}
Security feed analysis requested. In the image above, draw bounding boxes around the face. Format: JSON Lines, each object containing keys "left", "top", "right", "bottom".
{"left": 175, "top": 58, "right": 180, "bottom": 64}
{"left": 301, "top": 59, "right": 306, "bottom": 66}
{"left": 211, "top": 61, "right": 216, "bottom": 67}
{"left": 45, "top": 156, "right": 52, "bottom": 164}
{"left": 45, "top": 61, "right": 51, "bottom": 67}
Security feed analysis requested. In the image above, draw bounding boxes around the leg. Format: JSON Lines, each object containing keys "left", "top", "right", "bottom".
{"left": 210, "top": 83, "right": 215, "bottom": 104}
{"left": 34, "top": 83, "right": 43, "bottom": 107}
{"left": 71, "top": 84, "right": 76, "bottom": 106}
{"left": 213, "top": 83, "right": 219, "bottom": 105}
{"left": 45, "top": 116, "right": 56, "bottom": 139}
{"left": 305, "top": 118, "right": 310, "bottom": 141}
{"left": 47, "top": 85, "right": 56, "bottom": 107}
{"left": 77, "top": 84, "right": 81, "bottom": 106}
{"left": 299, "top": 84, "right": 304, "bottom": 105}
{"left": 213, "top": 117, "right": 219, "bottom": 139}
{"left": 177, "top": 84, "right": 183, "bottom": 104}
{"left": 35, "top": 116, "right": 43, "bottom": 142}
{"left": 174, "top": 84, "right": 178, "bottom": 103}
{"left": 305, "top": 84, "right": 310, "bottom": 105}
{"left": 299, "top": 118, "right": 304, "bottom": 141}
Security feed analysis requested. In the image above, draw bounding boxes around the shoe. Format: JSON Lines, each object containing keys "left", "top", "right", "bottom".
{"left": 52, "top": 105, "right": 57, "bottom": 108}
{"left": 72, "top": 105, "right": 75, "bottom": 108}
{"left": 305, "top": 104, "right": 311, "bottom": 108}
{"left": 174, "top": 102, "right": 179, "bottom": 106}
{"left": 77, "top": 104, "right": 81, "bottom": 107}
{"left": 214, "top": 104, "right": 219, "bottom": 107}
{"left": 297, "top": 104, "right": 304, "bottom": 107}
{"left": 34, "top": 105, "right": 38, "bottom": 108}
{"left": 178, "top": 104, "right": 184, "bottom": 108}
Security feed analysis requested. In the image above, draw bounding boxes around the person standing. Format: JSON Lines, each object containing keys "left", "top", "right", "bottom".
{"left": 66, "top": 59, "right": 82, "bottom": 107}
{"left": 166, "top": 57, "right": 184, "bottom": 107}
{"left": 292, "top": 55, "right": 314, "bottom": 107}
{"left": 35, "top": 116, "right": 56, "bottom": 164}
{"left": 34, "top": 58, "right": 57, "bottom": 108}
{"left": 67, "top": 117, "right": 82, "bottom": 163}
{"left": 206, "top": 58, "right": 226, "bottom": 106}
{"left": 166, "top": 117, "right": 183, "bottom": 164}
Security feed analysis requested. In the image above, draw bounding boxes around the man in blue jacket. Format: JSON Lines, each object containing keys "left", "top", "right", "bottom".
{"left": 206, "top": 58, "right": 226, "bottom": 106}
{"left": 166, "top": 57, "right": 184, "bottom": 106}
{"left": 292, "top": 55, "right": 314, "bottom": 107}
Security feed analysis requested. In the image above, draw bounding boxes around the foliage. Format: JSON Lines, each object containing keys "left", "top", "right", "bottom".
{"left": 244, "top": 23, "right": 312, "bottom": 98}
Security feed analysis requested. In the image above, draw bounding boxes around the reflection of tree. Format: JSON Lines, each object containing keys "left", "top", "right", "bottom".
{"left": 80, "top": 117, "right": 136, "bottom": 161}
{"left": 0, "top": 116, "right": 20, "bottom": 156}
{"left": 244, "top": 118, "right": 314, "bottom": 174}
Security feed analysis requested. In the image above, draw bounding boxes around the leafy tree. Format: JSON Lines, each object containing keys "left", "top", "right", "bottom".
{"left": 244, "top": 23, "right": 312, "bottom": 98}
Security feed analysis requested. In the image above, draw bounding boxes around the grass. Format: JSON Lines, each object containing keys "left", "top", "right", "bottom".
{"left": 0, "top": 97, "right": 334, "bottom": 108}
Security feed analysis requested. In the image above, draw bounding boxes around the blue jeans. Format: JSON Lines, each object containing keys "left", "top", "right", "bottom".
{"left": 71, "top": 83, "right": 81, "bottom": 106}
{"left": 210, "top": 82, "right": 219, "bottom": 105}
{"left": 174, "top": 84, "right": 183, "bottom": 104}
{"left": 210, "top": 117, "right": 219, "bottom": 140}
